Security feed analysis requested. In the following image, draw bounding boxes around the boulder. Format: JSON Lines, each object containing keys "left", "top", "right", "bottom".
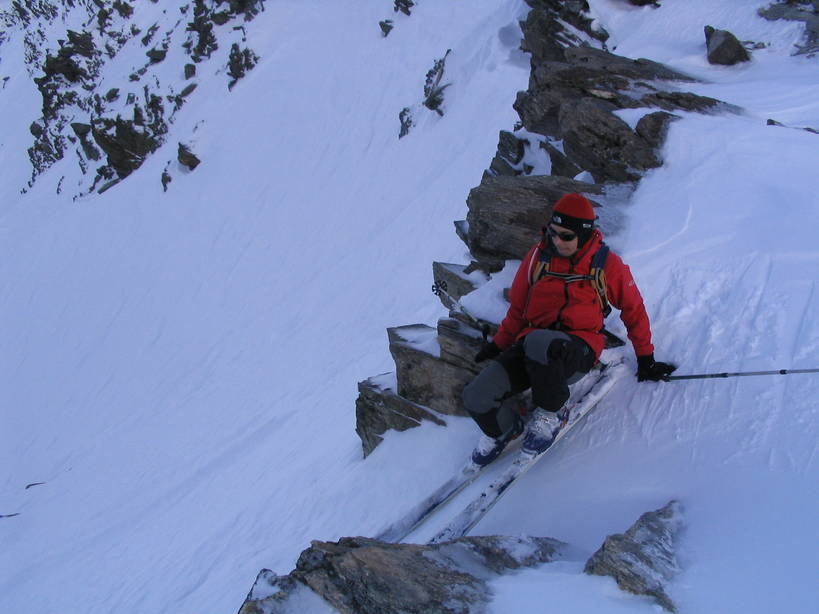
{"left": 388, "top": 325, "right": 472, "bottom": 415}
{"left": 520, "top": 0, "right": 608, "bottom": 67}
{"left": 436, "top": 317, "right": 486, "bottom": 376}
{"left": 560, "top": 97, "right": 661, "bottom": 183}
{"left": 239, "top": 535, "right": 568, "bottom": 614}
{"left": 178, "top": 143, "right": 201, "bottom": 170}
{"left": 464, "top": 174, "right": 601, "bottom": 266}
{"left": 585, "top": 500, "right": 684, "bottom": 612}
{"left": 92, "top": 117, "right": 160, "bottom": 178}
{"left": 704, "top": 26, "right": 751, "bottom": 65}
{"left": 635, "top": 111, "right": 680, "bottom": 149}
{"left": 511, "top": 46, "right": 720, "bottom": 183}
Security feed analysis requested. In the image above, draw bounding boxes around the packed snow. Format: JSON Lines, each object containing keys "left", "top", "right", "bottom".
{"left": 1, "top": 1, "right": 817, "bottom": 613}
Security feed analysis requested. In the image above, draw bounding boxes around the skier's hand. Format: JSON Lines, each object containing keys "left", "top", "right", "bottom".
{"left": 474, "top": 341, "right": 501, "bottom": 363}
{"left": 636, "top": 354, "right": 677, "bottom": 382}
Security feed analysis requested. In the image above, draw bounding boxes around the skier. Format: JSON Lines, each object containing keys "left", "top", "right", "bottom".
{"left": 464, "top": 193, "right": 675, "bottom": 465}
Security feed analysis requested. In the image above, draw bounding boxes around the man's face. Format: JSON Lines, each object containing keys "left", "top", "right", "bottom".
{"left": 548, "top": 224, "right": 579, "bottom": 258}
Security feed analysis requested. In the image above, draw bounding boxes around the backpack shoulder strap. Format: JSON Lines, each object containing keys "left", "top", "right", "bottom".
{"left": 530, "top": 247, "right": 551, "bottom": 285}
{"left": 590, "top": 243, "right": 611, "bottom": 317}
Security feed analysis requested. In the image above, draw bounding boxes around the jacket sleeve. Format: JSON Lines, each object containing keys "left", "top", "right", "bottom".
{"left": 604, "top": 251, "right": 654, "bottom": 357}
{"left": 492, "top": 246, "right": 538, "bottom": 350}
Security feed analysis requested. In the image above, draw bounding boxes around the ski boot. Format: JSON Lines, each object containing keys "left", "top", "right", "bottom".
{"left": 471, "top": 416, "right": 523, "bottom": 467}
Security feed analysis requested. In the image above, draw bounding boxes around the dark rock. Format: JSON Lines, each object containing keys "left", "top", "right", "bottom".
{"left": 561, "top": 98, "right": 662, "bottom": 183}
{"left": 212, "top": 11, "right": 231, "bottom": 26}
{"left": 92, "top": 117, "right": 160, "bottom": 178}
{"left": 394, "top": 0, "right": 415, "bottom": 16}
{"left": 141, "top": 23, "right": 160, "bottom": 47}
{"left": 379, "top": 20, "right": 394, "bottom": 37}
{"left": 104, "top": 87, "right": 120, "bottom": 101}
{"left": 70, "top": 122, "right": 91, "bottom": 138}
{"left": 627, "top": 0, "right": 659, "bottom": 6}
{"left": 436, "top": 317, "right": 490, "bottom": 376}
{"left": 585, "top": 500, "right": 684, "bottom": 612}
{"left": 41, "top": 53, "right": 87, "bottom": 83}
{"left": 112, "top": 1, "right": 134, "bottom": 18}
{"left": 184, "top": 63, "right": 197, "bottom": 79}
{"left": 228, "top": 43, "right": 259, "bottom": 90}
{"left": 388, "top": 324, "right": 472, "bottom": 415}
{"left": 180, "top": 83, "right": 197, "bottom": 98}
{"left": 161, "top": 170, "right": 172, "bottom": 192}
{"left": 65, "top": 30, "right": 94, "bottom": 58}
{"left": 29, "top": 122, "right": 44, "bottom": 138}
{"left": 465, "top": 174, "right": 601, "bottom": 265}
{"left": 638, "top": 90, "right": 724, "bottom": 113}
{"left": 240, "top": 535, "right": 568, "bottom": 614}
{"left": 519, "top": 0, "right": 608, "bottom": 66}
{"left": 512, "top": 46, "right": 708, "bottom": 184}
{"left": 488, "top": 130, "right": 526, "bottom": 176}
{"left": 704, "top": 26, "right": 751, "bottom": 65}
{"left": 185, "top": 1, "right": 219, "bottom": 61}
{"left": 423, "top": 50, "right": 451, "bottom": 116}
{"left": 398, "top": 106, "right": 413, "bottom": 138}
{"left": 540, "top": 140, "right": 582, "bottom": 178}
{"left": 635, "top": 111, "right": 680, "bottom": 149}
{"left": 146, "top": 47, "right": 167, "bottom": 63}
{"left": 355, "top": 373, "right": 445, "bottom": 457}
{"left": 178, "top": 143, "right": 201, "bottom": 170}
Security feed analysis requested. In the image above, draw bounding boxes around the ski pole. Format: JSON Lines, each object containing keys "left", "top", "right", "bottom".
{"left": 666, "top": 368, "right": 819, "bottom": 381}
{"left": 432, "top": 279, "right": 488, "bottom": 333}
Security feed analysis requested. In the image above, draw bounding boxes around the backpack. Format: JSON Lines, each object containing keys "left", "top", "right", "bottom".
{"left": 530, "top": 243, "right": 612, "bottom": 318}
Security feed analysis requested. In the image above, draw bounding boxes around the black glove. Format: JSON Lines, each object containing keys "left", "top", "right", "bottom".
{"left": 474, "top": 341, "right": 501, "bottom": 363}
{"left": 636, "top": 354, "right": 677, "bottom": 382}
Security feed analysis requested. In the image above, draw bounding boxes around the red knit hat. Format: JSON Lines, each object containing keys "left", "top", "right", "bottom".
{"left": 553, "top": 193, "right": 595, "bottom": 221}
{"left": 549, "top": 193, "right": 596, "bottom": 246}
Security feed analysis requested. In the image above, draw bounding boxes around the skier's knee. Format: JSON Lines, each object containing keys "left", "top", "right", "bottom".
{"left": 462, "top": 362, "right": 510, "bottom": 415}
{"left": 523, "top": 330, "right": 569, "bottom": 365}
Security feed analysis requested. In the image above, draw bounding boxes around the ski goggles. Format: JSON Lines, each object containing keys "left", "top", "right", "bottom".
{"left": 547, "top": 226, "right": 577, "bottom": 242}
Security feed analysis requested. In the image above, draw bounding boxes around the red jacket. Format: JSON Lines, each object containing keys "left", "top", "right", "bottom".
{"left": 492, "top": 229, "right": 654, "bottom": 359}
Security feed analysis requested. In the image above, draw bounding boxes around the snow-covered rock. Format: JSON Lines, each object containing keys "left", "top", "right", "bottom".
{"left": 585, "top": 500, "right": 684, "bottom": 612}
{"left": 238, "top": 534, "right": 569, "bottom": 614}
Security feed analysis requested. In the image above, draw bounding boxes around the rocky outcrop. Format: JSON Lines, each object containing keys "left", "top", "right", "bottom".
{"left": 398, "top": 49, "right": 453, "bottom": 137}
{"left": 704, "top": 26, "right": 751, "bottom": 65}
{"left": 465, "top": 174, "right": 602, "bottom": 267}
{"left": 511, "top": 46, "right": 724, "bottom": 184}
{"left": 356, "top": 0, "right": 736, "bottom": 456}
{"left": 585, "top": 500, "right": 684, "bottom": 612}
{"left": 238, "top": 535, "right": 568, "bottom": 614}
{"left": 2, "top": 0, "right": 264, "bottom": 197}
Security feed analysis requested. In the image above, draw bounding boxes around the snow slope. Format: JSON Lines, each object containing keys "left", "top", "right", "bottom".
{"left": 1, "top": 1, "right": 817, "bottom": 613}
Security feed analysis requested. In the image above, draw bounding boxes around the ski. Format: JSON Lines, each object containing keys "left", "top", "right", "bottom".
{"left": 375, "top": 460, "right": 484, "bottom": 543}
{"left": 428, "top": 356, "right": 628, "bottom": 544}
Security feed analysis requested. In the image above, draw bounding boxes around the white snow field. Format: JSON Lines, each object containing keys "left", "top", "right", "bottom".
{"left": 1, "top": 1, "right": 817, "bottom": 613}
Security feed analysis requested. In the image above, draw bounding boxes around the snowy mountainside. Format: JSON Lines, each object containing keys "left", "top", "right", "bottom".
{"left": 1, "top": 1, "right": 534, "bottom": 613}
{"left": 1, "top": 1, "right": 818, "bottom": 614}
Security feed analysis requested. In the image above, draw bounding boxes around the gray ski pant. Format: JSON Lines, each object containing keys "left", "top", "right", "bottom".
{"left": 462, "top": 329, "right": 595, "bottom": 438}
